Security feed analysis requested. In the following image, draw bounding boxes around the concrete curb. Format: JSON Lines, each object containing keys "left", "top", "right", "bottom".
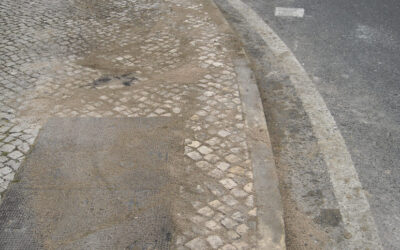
{"left": 234, "top": 57, "right": 286, "bottom": 249}
{"left": 206, "top": 0, "right": 286, "bottom": 248}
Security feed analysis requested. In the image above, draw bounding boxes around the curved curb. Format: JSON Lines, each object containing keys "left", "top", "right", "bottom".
{"left": 211, "top": 0, "right": 383, "bottom": 249}
{"left": 234, "top": 57, "right": 286, "bottom": 249}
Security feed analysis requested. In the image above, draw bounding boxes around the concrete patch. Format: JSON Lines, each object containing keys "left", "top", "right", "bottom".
{"left": 0, "top": 117, "right": 183, "bottom": 249}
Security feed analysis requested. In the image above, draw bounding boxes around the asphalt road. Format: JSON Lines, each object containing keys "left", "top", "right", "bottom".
{"left": 215, "top": 0, "right": 400, "bottom": 248}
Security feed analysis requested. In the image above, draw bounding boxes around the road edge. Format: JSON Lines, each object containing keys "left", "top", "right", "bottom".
{"left": 212, "top": 0, "right": 384, "bottom": 248}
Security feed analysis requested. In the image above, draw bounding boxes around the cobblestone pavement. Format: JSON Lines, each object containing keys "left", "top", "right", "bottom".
{"left": 0, "top": 0, "right": 258, "bottom": 249}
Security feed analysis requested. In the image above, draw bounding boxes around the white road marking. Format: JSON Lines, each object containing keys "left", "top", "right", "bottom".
{"left": 274, "top": 7, "right": 304, "bottom": 17}
{"left": 226, "top": 0, "right": 383, "bottom": 248}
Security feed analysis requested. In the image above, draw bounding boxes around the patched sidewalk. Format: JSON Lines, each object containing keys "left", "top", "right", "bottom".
{"left": 0, "top": 0, "right": 284, "bottom": 249}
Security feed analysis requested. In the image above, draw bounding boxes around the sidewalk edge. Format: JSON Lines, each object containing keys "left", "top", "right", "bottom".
{"left": 202, "top": 0, "right": 286, "bottom": 248}
{"left": 234, "top": 57, "right": 286, "bottom": 250}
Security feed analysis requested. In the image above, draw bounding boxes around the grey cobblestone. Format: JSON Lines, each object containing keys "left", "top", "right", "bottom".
{"left": 0, "top": 0, "right": 257, "bottom": 247}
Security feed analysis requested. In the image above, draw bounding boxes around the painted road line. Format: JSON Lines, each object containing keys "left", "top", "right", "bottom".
{"left": 274, "top": 7, "right": 304, "bottom": 18}
{"left": 226, "top": 0, "right": 383, "bottom": 248}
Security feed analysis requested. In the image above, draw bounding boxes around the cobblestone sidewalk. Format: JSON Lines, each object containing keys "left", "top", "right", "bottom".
{"left": 1, "top": 0, "right": 266, "bottom": 249}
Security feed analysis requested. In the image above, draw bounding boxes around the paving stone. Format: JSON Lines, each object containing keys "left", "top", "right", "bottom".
{"left": 217, "top": 161, "right": 230, "bottom": 171}
{"left": 198, "top": 145, "right": 213, "bottom": 155}
{"left": 185, "top": 237, "right": 208, "bottom": 250}
{"left": 204, "top": 153, "right": 220, "bottom": 163}
{"left": 225, "top": 154, "right": 241, "bottom": 164}
{"left": 205, "top": 182, "right": 224, "bottom": 196}
{"left": 244, "top": 183, "right": 253, "bottom": 193}
{"left": 231, "top": 188, "right": 248, "bottom": 198}
{"left": 209, "top": 200, "right": 222, "bottom": 208}
{"left": 231, "top": 211, "right": 245, "bottom": 223}
{"left": 188, "top": 140, "right": 201, "bottom": 148}
{"left": 229, "top": 166, "right": 246, "bottom": 175}
{"left": 191, "top": 225, "right": 211, "bottom": 236}
{"left": 208, "top": 169, "right": 224, "bottom": 179}
{"left": 222, "top": 195, "right": 239, "bottom": 206}
{"left": 206, "top": 235, "right": 224, "bottom": 249}
{"left": 245, "top": 171, "right": 253, "bottom": 180}
{"left": 205, "top": 220, "right": 222, "bottom": 231}
{"left": 245, "top": 195, "right": 254, "bottom": 207}
{"left": 18, "top": 143, "right": 30, "bottom": 153}
{"left": 3, "top": 172, "right": 15, "bottom": 181}
{"left": 205, "top": 137, "right": 220, "bottom": 146}
{"left": 248, "top": 208, "right": 257, "bottom": 217}
{"left": 213, "top": 212, "right": 225, "bottom": 222}
{"left": 198, "top": 206, "right": 214, "bottom": 217}
{"left": 197, "top": 110, "right": 208, "bottom": 116}
{"left": 218, "top": 130, "right": 230, "bottom": 137}
{"left": 8, "top": 150, "right": 23, "bottom": 160}
{"left": 190, "top": 215, "right": 207, "bottom": 224}
{"left": 221, "top": 244, "right": 237, "bottom": 250}
{"left": 196, "top": 161, "right": 212, "bottom": 170}
{"left": 0, "top": 167, "right": 12, "bottom": 176}
{"left": 221, "top": 217, "right": 239, "bottom": 229}
{"left": 187, "top": 151, "right": 202, "bottom": 161}
{"left": 220, "top": 178, "right": 237, "bottom": 189}
{"left": 0, "top": 144, "right": 15, "bottom": 153}
{"left": 5, "top": 160, "right": 20, "bottom": 171}
{"left": 172, "top": 107, "right": 181, "bottom": 113}
{"left": 236, "top": 224, "right": 249, "bottom": 235}
{"left": 233, "top": 241, "right": 250, "bottom": 250}
{"left": 217, "top": 205, "right": 233, "bottom": 214}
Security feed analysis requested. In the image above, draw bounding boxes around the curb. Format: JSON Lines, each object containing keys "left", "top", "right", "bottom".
{"left": 234, "top": 57, "right": 286, "bottom": 249}
{"left": 207, "top": 0, "right": 286, "bottom": 248}
{"left": 210, "top": 0, "right": 383, "bottom": 248}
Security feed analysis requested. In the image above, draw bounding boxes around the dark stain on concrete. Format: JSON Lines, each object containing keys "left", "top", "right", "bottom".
{"left": 90, "top": 73, "right": 138, "bottom": 88}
